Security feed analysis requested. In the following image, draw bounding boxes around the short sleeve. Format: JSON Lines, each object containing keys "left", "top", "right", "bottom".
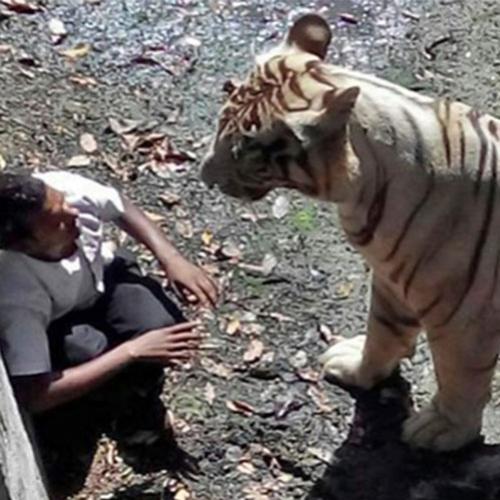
{"left": 0, "top": 308, "right": 51, "bottom": 376}
{"left": 35, "top": 171, "right": 125, "bottom": 222}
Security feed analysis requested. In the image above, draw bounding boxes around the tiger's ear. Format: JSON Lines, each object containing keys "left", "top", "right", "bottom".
{"left": 304, "top": 86, "right": 360, "bottom": 138}
{"left": 286, "top": 14, "right": 332, "bottom": 59}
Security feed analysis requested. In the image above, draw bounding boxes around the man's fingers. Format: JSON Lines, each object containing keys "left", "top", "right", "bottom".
{"left": 167, "top": 342, "right": 201, "bottom": 352}
{"left": 186, "top": 283, "right": 210, "bottom": 307}
{"left": 166, "top": 331, "right": 203, "bottom": 341}
{"left": 192, "top": 279, "right": 218, "bottom": 308}
{"left": 158, "top": 321, "right": 200, "bottom": 334}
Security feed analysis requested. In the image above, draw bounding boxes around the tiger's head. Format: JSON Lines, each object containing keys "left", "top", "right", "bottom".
{"left": 200, "top": 14, "right": 361, "bottom": 202}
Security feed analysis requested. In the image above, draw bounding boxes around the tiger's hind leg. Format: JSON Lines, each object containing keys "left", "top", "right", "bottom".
{"left": 402, "top": 328, "right": 498, "bottom": 451}
{"left": 321, "top": 278, "right": 421, "bottom": 389}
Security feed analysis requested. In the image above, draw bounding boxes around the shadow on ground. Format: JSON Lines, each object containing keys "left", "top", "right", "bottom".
{"left": 309, "top": 375, "right": 500, "bottom": 500}
{"left": 33, "top": 366, "right": 199, "bottom": 499}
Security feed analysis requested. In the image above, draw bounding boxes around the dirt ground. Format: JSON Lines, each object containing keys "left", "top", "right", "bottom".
{"left": 2, "top": 0, "right": 500, "bottom": 499}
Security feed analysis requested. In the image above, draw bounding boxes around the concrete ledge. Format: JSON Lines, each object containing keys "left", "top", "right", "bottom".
{"left": 0, "top": 357, "right": 48, "bottom": 500}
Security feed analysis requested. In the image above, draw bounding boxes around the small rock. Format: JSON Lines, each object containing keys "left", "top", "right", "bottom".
{"left": 272, "top": 195, "right": 290, "bottom": 219}
{"left": 289, "top": 350, "right": 308, "bottom": 369}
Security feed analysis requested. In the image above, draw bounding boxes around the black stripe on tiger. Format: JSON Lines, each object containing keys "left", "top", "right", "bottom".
{"left": 416, "top": 294, "right": 442, "bottom": 319}
{"left": 468, "top": 109, "right": 489, "bottom": 193}
{"left": 436, "top": 144, "right": 497, "bottom": 327}
{"left": 470, "top": 354, "right": 499, "bottom": 373}
{"left": 403, "top": 185, "right": 465, "bottom": 298}
{"left": 372, "top": 286, "right": 420, "bottom": 330}
{"left": 383, "top": 169, "right": 435, "bottom": 263}
{"left": 263, "top": 62, "right": 280, "bottom": 84}
{"left": 459, "top": 120, "right": 466, "bottom": 174}
{"left": 489, "top": 120, "right": 499, "bottom": 141}
{"left": 346, "top": 181, "right": 389, "bottom": 246}
{"left": 372, "top": 312, "right": 414, "bottom": 337}
{"left": 402, "top": 108, "right": 427, "bottom": 169}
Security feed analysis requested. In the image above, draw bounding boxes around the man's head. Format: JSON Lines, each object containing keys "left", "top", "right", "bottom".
{"left": 0, "top": 173, "right": 80, "bottom": 261}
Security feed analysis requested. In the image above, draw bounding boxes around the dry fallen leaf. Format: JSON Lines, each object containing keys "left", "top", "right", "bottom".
{"left": 60, "top": 43, "right": 91, "bottom": 60}
{"left": 144, "top": 210, "right": 166, "bottom": 224}
{"left": 16, "top": 50, "right": 38, "bottom": 67}
{"left": 217, "top": 240, "right": 242, "bottom": 261}
{"left": 239, "top": 253, "right": 277, "bottom": 277}
{"left": 265, "top": 312, "right": 294, "bottom": 323}
{"left": 79, "top": 132, "right": 98, "bottom": 153}
{"left": 319, "top": 323, "right": 335, "bottom": 343}
{"left": 201, "top": 229, "right": 214, "bottom": 246}
{"left": 174, "top": 486, "right": 191, "bottom": 500}
{"left": 158, "top": 191, "right": 181, "bottom": 208}
{"left": 226, "top": 399, "right": 256, "bottom": 417}
{"left": 68, "top": 74, "right": 98, "bottom": 87}
{"left": 335, "top": 281, "right": 354, "bottom": 299}
{"left": 307, "top": 386, "right": 334, "bottom": 413}
{"left": 237, "top": 460, "right": 256, "bottom": 475}
{"left": 225, "top": 317, "right": 241, "bottom": 335}
{"left": 307, "top": 446, "right": 333, "bottom": 464}
{"left": 200, "top": 358, "right": 232, "bottom": 379}
{"left": 66, "top": 154, "right": 91, "bottom": 167}
{"left": 175, "top": 220, "right": 193, "bottom": 239}
{"left": 166, "top": 409, "right": 191, "bottom": 434}
{"left": 0, "top": 0, "right": 42, "bottom": 14}
{"left": 101, "top": 152, "right": 126, "bottom": 178}
{"left": 243, "top": 339, "right": 264, "bottom": 363}
{"left": 296, "top": 368, "right": 321, "bottom": 383}
{"left": 339, "top": 12, "right": 358, "bottom": 24}
{"left": 108, "top": 117, "right": 142, "bottom": 136}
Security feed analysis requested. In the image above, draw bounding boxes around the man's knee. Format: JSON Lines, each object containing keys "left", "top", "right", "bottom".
{"left": 64, "top": 325, "right": 108, "bottom": 365}
{"left": 107, "top": 283, "right": 181, "bottom": 337}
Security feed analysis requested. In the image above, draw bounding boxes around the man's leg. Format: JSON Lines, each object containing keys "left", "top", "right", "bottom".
{"left": 96, "top": 250, "right": 184, "bottom": 341}
{"left": 48, "top": 316, "right": 108, "bottom": 369}
{"left": 93, "top": 251, "right": 185, "bottom": 439}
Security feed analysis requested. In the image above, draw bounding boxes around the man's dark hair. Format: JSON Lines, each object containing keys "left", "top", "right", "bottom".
{"left": 0, "top": 173, "right": 46, "bottom": 248}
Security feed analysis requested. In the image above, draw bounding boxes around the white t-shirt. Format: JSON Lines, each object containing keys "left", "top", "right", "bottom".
{"left": 0, "top": 171, "right": 125, "bottom": 376}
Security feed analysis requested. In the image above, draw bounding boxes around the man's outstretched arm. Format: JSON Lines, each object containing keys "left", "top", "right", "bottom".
{"left": 12, "top": 321, "right": 200, "bottom": 413}
{"left": 117, "top": 196, "right": 218, "bottom": 307}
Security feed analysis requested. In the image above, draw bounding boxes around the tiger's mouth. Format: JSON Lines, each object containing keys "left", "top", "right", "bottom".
{"left": 216, "top": 180, "right": 270, "bottom": 201}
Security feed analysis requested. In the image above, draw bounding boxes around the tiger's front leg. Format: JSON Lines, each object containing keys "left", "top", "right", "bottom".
{"left": 320, "top": 278, "right": 421, "bottom": 389}
{"left": 402, "top": 328, "right": 498, "bottom": 451}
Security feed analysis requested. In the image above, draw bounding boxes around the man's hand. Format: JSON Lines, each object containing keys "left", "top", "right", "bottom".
{"left": 162, "top": 255, "right": 218, "bottom": 308}
{"left": 117, "top": 197, "right": 219, "bottom": 308}
{"left": 125, "top": 321, "right": 203, "bottom": 364}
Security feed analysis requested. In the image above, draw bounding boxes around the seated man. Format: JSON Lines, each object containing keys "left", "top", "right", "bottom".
{"left": 0, "top": 169, "right": 218, "bottom": 416}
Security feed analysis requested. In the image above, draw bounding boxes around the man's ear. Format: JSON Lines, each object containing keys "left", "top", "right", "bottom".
{"left": 286, "top": 14, "right": 332, "bottom": 59}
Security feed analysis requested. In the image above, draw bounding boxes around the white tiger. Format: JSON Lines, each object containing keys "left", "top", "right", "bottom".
{"left": 201, "top": 13, "right": 500, "bottom": 451}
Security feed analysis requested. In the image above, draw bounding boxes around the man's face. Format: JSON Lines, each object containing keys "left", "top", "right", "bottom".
{"left": 18, "top": 186, "right": 80, "bottom": 261}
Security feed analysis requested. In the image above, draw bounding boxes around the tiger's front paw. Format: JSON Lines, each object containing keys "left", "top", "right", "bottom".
{"left": 402, "top": 401, "right": 481, "bottom": 451}
{"left": 319, "top": 335, "right": 376, "bottom": 389}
